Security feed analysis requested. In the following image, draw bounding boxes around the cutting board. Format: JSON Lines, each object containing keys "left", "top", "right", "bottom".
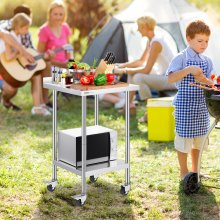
{"left": 70, "top": 82, "right": 128, "bottom": 91}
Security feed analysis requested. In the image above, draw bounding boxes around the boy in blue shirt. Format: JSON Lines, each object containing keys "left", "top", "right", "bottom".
{"left": 166, "top": 20, "right": 214, "bottom": 180}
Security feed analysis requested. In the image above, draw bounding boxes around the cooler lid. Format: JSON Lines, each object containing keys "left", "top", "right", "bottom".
{"left": 147, "top": 97, "right": 174, "bottom": 107}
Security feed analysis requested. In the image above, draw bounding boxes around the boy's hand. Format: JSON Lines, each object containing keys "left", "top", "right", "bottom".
{"left": 195, "top": 74, "right": 213, "bottom": 85}
{"left": 188, "top": 66, "right": 214, "bottom": 86}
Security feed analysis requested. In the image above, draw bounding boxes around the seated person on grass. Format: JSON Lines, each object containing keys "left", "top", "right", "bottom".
{"left": 0, "top": 13, "right": 51, "bottom": 116}
{"left": 114, "top": 15, "right": 177, "bottom": 121}
{"left": 0, "top": 5, "right": 53, "bottom": 115}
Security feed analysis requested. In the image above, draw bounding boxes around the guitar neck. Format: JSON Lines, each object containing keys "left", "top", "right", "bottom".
{"left": 34, "top": 47, "right": 64, "bottom": 61}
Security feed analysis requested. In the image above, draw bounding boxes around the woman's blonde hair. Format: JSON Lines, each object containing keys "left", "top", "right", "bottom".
{"left": 47, "top": 0, "right": 67, "bottom": 23}
{"left": 137, "top": 16, "right": 156, "bottom": 31}
{"left": 11, "top": 13, "right": 32, "bottom": 30}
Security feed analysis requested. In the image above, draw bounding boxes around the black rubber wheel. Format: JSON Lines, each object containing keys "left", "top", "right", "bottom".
{"left": 89, "top": 175, "right": 98, "bottom": 183}
{"left": 120, "top": 186, "right": 128, "bottom": 195}
{"left": 183, "top": 172, "right": 200, "bottom": 195}
{"left": 47, "top": 184, "right": 55, "bottom": 192}
{"left": 74, "top": 199, "right": 83, "bottom": 206}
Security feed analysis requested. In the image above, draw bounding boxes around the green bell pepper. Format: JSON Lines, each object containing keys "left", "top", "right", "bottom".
{"left": 94, "top": 73, "right": 107, "bottom": 86}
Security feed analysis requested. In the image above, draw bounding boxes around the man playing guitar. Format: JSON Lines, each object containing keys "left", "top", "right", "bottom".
{"left": 0, "top": 5, "right": 53, "bottom": 115}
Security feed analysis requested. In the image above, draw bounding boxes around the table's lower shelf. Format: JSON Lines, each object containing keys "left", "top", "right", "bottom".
{"left": 54, "top": 159, "right": 128, "bottom": 177}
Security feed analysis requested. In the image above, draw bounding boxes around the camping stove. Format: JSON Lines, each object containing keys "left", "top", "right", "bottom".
{"left": 183, "top": 84, "right": 220, "bottom": 195}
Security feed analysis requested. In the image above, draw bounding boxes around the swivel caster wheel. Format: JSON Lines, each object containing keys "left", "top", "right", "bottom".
{"left": 74, "top": 199, "right": 84, "bottom": 206}
{"left": 120, "top": 185, "right": 129, "bottom": 195}
{"left": 47, "top": 184, "right": 56, "bottom": 192}
{"left": 89, "top": 175, "right": 98, "bottom": 183}
{"left": 183, "top": 172, "right": 200, "bottom": 195}
{"left": 72, "top": 194, "right": 86, "bottom": 206}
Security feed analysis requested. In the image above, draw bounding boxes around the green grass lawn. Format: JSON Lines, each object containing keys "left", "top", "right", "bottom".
{"left": 0, "top": 83, "right": 220, "bottom": 219}
{"left": 1, "top": 1, "right": 220, "bottom": 218}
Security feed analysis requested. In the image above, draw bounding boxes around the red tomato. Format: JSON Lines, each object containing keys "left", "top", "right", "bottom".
{"left": 80, "top": 76, "right": 90, "bottom": 85}
{"left": 87, "top": 75, "right": 94, "bottom": 84}
{"left": 72, "top": 63, "right": 77, "bottom": 69}
{"left": 106, "top": 73, "right": 114, "bottom": 83}
{"left": 217, "top": 75, "right": 220, "bottom": 84}
{"left": 210, "top": 74, "right": 216, "bottom": 80}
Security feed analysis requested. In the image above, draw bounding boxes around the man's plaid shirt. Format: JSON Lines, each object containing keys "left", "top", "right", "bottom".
{"left": 0, "top": 19, "right": 34, "bottom": 49}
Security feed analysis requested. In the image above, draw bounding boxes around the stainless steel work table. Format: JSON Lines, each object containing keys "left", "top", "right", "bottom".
{"left": 43, "top": 77, "right": 139, "bottom": 205}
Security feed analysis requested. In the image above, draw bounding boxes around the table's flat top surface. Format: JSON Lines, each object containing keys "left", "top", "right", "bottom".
{"left": 43, "top": 77, "right": 139, "bottom": 96}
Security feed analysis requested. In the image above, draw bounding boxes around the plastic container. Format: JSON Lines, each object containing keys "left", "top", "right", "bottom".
{"left": 147, "top": 97, "right": 175, "bottom": 141}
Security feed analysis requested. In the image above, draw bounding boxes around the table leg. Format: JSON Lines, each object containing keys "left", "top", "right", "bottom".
{"left": 121, "top": 91, "right": 131, "bottom": 195}
{"left": 52, "top": 90, "right": 58, "bottom": 181}
{"left": 46, "top": 89, "right": 58, "bottom": 191}
{"left": 81, "top": 96, "right": 87, "bottom": 195}
{"left": 73, "top": 95, "right": 87, "bottom": 205}
{"left": 94, "top": 94, "right": 99, "bottom": 125}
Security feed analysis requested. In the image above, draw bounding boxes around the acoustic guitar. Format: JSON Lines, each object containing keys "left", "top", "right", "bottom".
{"left": 0, "top": 44, "right": 73, "bottom": 88}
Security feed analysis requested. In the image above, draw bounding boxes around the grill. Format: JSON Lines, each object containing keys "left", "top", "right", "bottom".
{"left": 204, "top": 84, "right": 220, "bottom": 120}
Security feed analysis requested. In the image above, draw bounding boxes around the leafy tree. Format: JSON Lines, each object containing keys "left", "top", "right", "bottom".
{"left": 65, "top": 0, "right": 120, "bottom": 59}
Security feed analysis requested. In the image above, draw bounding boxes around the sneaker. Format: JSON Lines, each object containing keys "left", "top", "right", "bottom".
{"left": 41, "top": 103, "right": 50, "bottom": 111}
{"left": 31, "top": 106, "right": 51, "bottom": 116}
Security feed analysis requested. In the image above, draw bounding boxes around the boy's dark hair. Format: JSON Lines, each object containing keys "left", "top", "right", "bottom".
{"left": 13, "top": 5, "right": 31, "bottom": 17}
{"left": 186, "top": 20, "right": 211, "bottom": 39}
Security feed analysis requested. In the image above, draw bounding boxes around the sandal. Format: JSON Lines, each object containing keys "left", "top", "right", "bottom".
{"left": 1, "top": 93, "right": 21, "bottom": 111}
{"left": 31, "top": 106, "right": 51, "bottom": 116}
{"left": 3, "top": 101, "right": 21, "bottom": 111}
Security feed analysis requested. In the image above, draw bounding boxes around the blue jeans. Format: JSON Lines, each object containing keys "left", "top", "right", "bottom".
{"left": 0, "top": 80, "right": 3, "bottom": 90}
